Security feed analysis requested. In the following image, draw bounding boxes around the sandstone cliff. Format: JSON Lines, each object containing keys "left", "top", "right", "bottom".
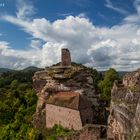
{"left": 108, "top": 69, "right": 140, "bottom": 140}
{"left": 32, "top": 63, "right": 98, "bottom": 134}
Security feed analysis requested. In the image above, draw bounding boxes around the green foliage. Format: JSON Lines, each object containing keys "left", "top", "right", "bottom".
{"left": 0, "top": 70, "right": 72, "bottom": 140}
{"left": 98, "top": 68, "right": 119, "bottom": 101}
{"left": 0, "top": 71, "right": 38, "bottom": 140}
{"left": 46, "top": 124, "right": 73, "bottom": 140}
{"left": 86, "top": 68, "right": 102, "bottom": 91}
{"left": 128, "top": 84, "right": 139, "bottom": 92}
{"left": 0, "top": 70, "right": 35, "bottom": 88}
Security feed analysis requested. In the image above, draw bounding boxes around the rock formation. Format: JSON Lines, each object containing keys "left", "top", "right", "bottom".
{"left": 108, "top": 69, "right": 140, "bottom": 140}
{"left": 32, "top": 49, "right": 100, "bottom": 135}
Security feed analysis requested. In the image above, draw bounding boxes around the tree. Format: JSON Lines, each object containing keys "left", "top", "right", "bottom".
{"left": 98, "top": 68, "right": 119, "bottom": 101}
{"left": 86, "top": 68, "right": 102, "bottom": 91}
{"left": 0, "top": 71, "right": 38, "bottom": 139}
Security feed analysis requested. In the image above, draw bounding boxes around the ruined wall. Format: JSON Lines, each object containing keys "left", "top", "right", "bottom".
{"left": 46, "top": 104, "right": 82, "bottom": 130}
{"left": 61, "top": 48, "right": 71, "bottom": 66}
{"left": 33, "top": 65, "right": 98, "bottom": 133}
{"left": 33, "top": 49, "right": 99, "bottom": 135}
{"left": 80, "top": 108, "right": 93, "bottom": 125}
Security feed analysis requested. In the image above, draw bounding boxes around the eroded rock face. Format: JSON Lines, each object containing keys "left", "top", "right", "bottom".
{"left": 108, "top": 69, "right": 140, "bottom": 140}
{"left": 32, "top": 64, "right": 97, "bottom": 132}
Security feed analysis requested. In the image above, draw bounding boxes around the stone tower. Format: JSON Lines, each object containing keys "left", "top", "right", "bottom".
{"left": 61, "top": 48, "right": 71, "bottom": 67}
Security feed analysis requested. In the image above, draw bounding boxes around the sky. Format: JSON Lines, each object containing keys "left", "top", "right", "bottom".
{"left": 0, "top": 0, "right": 140, "bottom": 71}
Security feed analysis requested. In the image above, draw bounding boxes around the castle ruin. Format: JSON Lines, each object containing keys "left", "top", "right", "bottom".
{"left": 61, "top": 48, "right": 71, "bottom": 67}
{"left": 33, "top": 48, "right": 97, "bottom": 131}
{"left": 46, "top": 92, "right": 93, "bottom": 130}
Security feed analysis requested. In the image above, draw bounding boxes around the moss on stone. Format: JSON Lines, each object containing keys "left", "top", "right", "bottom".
{"left": 128, "top": 85, "right": 140, "bottom": 92}
{"left": 63, "top": 66, "right": 83, "bottom": 78}
{"left": 47, "top": 69, "right": 55, "bottom": 77}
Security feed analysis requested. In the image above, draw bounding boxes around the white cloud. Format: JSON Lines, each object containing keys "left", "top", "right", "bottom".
{"left": 30, "top": 40, "right": 42, "bottom": 49}
{"left": 16, "top": 0, "right": 36, "bottom": 20}
{"left": 0, "top": 41, "right": 10, "bottom": 56}
{"left": 134, "top": 0, "right": 140, "bottom": 14}
{"left": 124, "top": 0, "right": 140, "bottom": 23}
{"left": 57, "top": 13, "right": 74, "bottom": 17}
{"left": 105, "top": 0, "right": 129, "bottom": 15}
{"left": 0, "top": 0, "right": 140, "bottom": 71}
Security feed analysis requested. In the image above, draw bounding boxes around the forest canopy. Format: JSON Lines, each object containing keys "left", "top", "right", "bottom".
{"left": 0, "top": 67, "right": 120, "bottom": 140}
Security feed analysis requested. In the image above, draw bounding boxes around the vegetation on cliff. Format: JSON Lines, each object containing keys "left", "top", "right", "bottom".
{"left": 98, "top": 68, "right": 119, "bottom": 101}
{"left": 0, "top": 70, "right": 73, "bottom": 140}
{"left": 0, "top": 65, "right": 120, "bottom": 139}
{"left": 46, "top": 124, "right": 74, "bottom": 140}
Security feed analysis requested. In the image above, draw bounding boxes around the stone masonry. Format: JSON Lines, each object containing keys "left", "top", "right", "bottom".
{"left": 61, "top": 48, "right": 71, "bottom": 67}
{"left": 46, "top": 104, "right": 82, "bottom": 130}
{"left": 46, "top": 92, "right": 93, "bottom": 130}
{"left": 33, "top": 48, "right": 100, "bottom": 137}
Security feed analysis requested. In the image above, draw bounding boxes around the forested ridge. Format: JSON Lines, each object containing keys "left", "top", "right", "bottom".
{"left": 0, "top": 70, "right": 38, "bottom": 139}
{"left": 0, "top": 67, "right": 119, "bottom": 140}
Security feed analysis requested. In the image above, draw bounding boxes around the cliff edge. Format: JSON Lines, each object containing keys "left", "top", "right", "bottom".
{"left": 32, "top": 48, "right": 106, "bottom": 139}
{"left": 108, "top": 69, "right": 140, "bottom": 140}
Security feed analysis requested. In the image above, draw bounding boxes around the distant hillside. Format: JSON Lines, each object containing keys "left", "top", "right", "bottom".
{"left": 0, "top": 66, "right": 43, "bottom": 74}
{"left": 118, "top": 71, "right": 128, "bottom": 77}
{"left": 0, "top": 66, "right": 128, "bottom": 77}
{"left": 22, "top": 66, "right": 43, "bottom": 71}
{"left": 0, "top": 68, "right": 14, "bottom": 73}
{"left": 100, "top": 71, "right": 128, "bottom": 77}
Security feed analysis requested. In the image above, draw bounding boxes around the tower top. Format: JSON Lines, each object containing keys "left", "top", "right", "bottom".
{"left": 61, "top": 48, "right": 71, "bottom": 67}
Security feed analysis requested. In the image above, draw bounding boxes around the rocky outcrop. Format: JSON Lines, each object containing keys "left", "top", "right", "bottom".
{"left": 57, "top": 124, "right": 106, "bottom": 140}
{"left": 108, "top": 69, "right": 140, "bottom": 140}
{"left": 32, "top": 64, "right": 98, "bottom": 132}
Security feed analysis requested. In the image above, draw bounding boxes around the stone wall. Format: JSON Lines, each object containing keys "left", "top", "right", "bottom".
{"left": 61, "top": 48, "right": 71, "bottom": 66}
{"left": 80, "top": 108, "right": 93, "bottom": 125}
{"left": 33, "top": 64, "right": 98, "bottom": 133}
{"left": 32, "top": 48, "right": 100, "bottom": 136}
{"left": 46, "top": 104, "right": 83, "bottom": 130}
